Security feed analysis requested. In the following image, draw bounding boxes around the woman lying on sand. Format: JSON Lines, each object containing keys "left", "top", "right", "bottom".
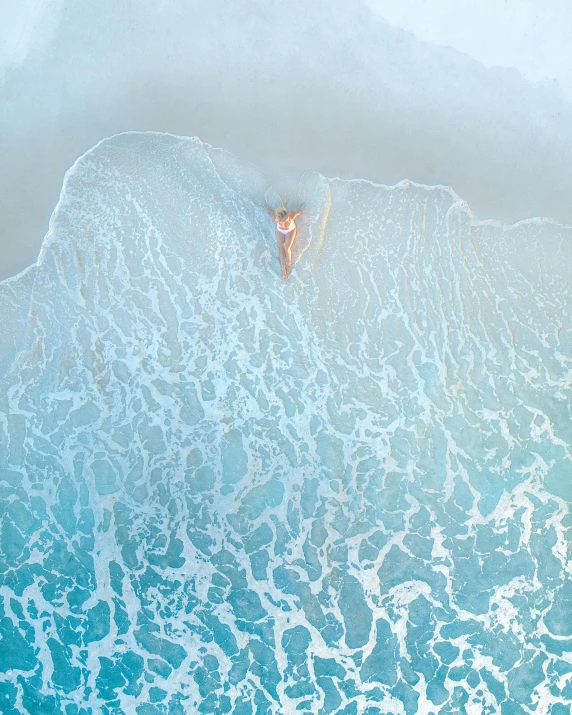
{"left": 265, "top": 205, "right": 303, "bottom": 280}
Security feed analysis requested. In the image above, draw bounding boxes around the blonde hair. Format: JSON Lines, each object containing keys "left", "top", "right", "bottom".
{"left": 275, "top": 208, "right": 289, "bottom": 220}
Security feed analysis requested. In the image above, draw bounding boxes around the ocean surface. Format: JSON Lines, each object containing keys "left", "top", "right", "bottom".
{"left": 0, "top": 132, "right": 571, "bottom": 714}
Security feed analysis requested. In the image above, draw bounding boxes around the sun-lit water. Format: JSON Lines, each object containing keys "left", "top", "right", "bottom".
{"left": 1, "top": 133, "right": 571, "bottom": 714}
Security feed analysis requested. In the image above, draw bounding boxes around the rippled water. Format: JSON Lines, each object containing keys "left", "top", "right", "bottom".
{"left": 1, "top": 133, "right": 571, "bottom": 714}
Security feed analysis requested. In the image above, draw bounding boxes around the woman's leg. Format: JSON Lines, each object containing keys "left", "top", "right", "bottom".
{"left": 284, "top": 229, "right": 296, "bottom": 275}
{"left": 276, "top": 232, "right": 288, "bottom": 279}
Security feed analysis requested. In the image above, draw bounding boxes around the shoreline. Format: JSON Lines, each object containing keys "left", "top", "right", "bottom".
{"left": 2, "top": 0, "right": 572, "bottom": 280}
{"left": 3, "top": 129, "right": 571, "bottom": 288}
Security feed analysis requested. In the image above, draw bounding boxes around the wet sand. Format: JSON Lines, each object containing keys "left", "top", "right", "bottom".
{"left": 2, "top": 0, "right": 572, "bottom": 280}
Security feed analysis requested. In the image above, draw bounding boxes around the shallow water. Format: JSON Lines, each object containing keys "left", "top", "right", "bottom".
{"left": 0, "top": 133, "right": 571, "bottom": 714}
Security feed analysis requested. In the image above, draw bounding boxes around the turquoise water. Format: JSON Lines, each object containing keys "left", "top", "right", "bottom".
{"left": 0, "top": 133, "right": 571, "bottom": 714}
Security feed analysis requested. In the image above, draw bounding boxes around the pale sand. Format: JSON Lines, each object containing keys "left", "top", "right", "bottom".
{"left": 2, "top": 0, "right": 572, "bottom": 280}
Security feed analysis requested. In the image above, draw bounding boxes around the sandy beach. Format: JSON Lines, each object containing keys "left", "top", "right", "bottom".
{"left": 2, "top": 0, "right": 572, "bottom": 280}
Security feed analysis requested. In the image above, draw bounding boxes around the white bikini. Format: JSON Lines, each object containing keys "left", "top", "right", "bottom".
{"left": 276, "top": 220, "right": 295, "bottom": 234}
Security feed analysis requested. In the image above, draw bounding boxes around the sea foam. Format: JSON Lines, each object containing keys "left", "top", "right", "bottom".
{"left": 0, "top": 132, "right": 571, "bottom": 714}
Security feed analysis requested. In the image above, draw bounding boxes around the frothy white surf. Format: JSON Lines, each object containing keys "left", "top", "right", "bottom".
{"left": 0, "top": 132, "right": 571, "bottom": 714}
